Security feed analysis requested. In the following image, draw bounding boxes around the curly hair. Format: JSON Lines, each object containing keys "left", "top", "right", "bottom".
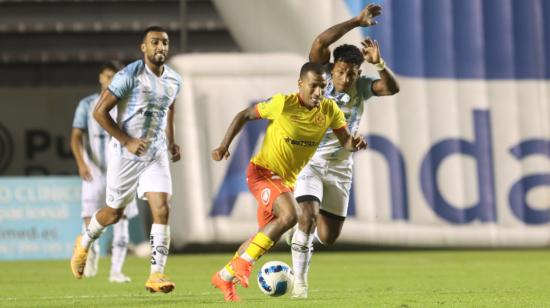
{"left": 333, "top": 44, "right": 364, "bottom": 66}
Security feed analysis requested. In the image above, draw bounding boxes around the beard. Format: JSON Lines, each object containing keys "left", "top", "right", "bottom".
{"left": 149, "top": 53, "right": 166, "bottom": 65}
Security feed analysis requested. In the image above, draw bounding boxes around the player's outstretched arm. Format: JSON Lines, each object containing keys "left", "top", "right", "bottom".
{"left": 211, "top": 106, "right": 259, "bottom": 161}
{"left": 70, "top": 128, "right": 92, "bottom": 181}
{"left": 309, "top": 3, "right": 382, "bottom": 64}
{"left": 93, "top": 90, "right": 147, "bottom": 156}
{"left": 333, "top": 126, "right": 368, "bottom": 152}
{"left": 166, "top": 101, "right": 181, "bottom": 162}
{"left": 361, "top": 37, "right": 400, "bottom": 96}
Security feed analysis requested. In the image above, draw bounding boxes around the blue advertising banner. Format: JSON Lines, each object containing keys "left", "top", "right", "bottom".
{"left": 173, "top": 0, "right": 549, "bottom": 247}
{"left": 0, "top": 177, "right": 81, "bottom": 260}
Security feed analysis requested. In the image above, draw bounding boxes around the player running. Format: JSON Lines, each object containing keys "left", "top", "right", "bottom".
{"left": 71, "top": 61, "right": 139, "bottom": 283}
{"left": 290, "top": 3, "right": 400, "bottom": 298}
{"left": 70, "top": 26, "right": 182, "bottom": 294}
{"left": 210, "top": 62, "right": 367, "bottom": 302}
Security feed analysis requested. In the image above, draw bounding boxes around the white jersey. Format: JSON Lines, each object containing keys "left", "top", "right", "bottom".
{"left": 108, "top": 59, "right": 182, "bottom": 161}
{"left": 312, "top": 74, "right": 376, "bottom": 163}
{"left": 72, "top": 93, "right": 109, "bottom": 172}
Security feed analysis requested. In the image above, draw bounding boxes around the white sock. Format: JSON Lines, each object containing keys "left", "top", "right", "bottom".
{"left": 240, "top": 252, "right": 255, "bottom": 263}
{"left": 90, "top": 241, "right": 100, "bottom": 265}
{"left": 219, "top": 267, "right": 234, "bottom": 282}
{"left": 150, "top": 224, "right": 170, "bottom": 274}
{"left": 84, "top": 233, "right": 100, "bottom": 276}
{"left": 110, "top": 218, "right": 129, "bottom": 275}
{"left": 81, "top": 213, "right": 106, "bottom": 249}
{"left": 291, "top": 229, "right": 314, "bottom": 285}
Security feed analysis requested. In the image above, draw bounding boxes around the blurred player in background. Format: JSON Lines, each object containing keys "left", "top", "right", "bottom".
{"left": 71, "top": 61, "right": 139, "bottom": 283}
{"left": 289, "top": 3, "right": 400, "bottom": 298}
{"left": 210, "top": 62, "right": 367, "bottom": 302}
{"left": 70, "top": 26, "right": 182, "bottom": 294}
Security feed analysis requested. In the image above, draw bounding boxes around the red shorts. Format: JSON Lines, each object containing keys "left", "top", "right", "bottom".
{"left": 246, "top": 162, "right": 292, "bottom": 228}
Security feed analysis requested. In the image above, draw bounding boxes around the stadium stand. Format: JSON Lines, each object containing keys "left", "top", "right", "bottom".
{"left": 0, "top": 0, "right": 240, "bottom": 86}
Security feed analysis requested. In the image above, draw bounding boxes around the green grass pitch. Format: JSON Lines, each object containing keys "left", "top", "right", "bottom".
{"left": 1, "top": 250, "right": 550, "bottom": 307}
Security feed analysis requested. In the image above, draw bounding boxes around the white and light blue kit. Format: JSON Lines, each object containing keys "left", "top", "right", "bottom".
{"left": 294, "top": 74, "right": 376, "bottom": 217}
{"left": 105, "top": 59, "right": 182, "bottom": 209}
{"left": 72, "top": 94, "right": 138, "bottom": 218}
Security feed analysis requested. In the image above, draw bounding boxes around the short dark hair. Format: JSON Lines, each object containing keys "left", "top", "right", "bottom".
{"left": 333, "top": 44, "right": 364, "bottom": 66}
{"left": 299, "top": 62, "right": 325, "bottom": 79}
{"left": 100, "top": 60, "right": 123, "bottom": 73}
{"left": 142, "top": 25, "right": 168, "bottom": 41}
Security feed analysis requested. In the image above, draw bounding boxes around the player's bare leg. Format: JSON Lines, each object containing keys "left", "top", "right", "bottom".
{"left": 212, "top": 193, "right": 298, "bottom": 301}
{"left": 315, "top": 211, "right": 345, "bottom": 246}
{"left": 231, "top": 193, "right": 298, "bottom": 286}
{"left": 71, "top": 207, "right": 124, "bottom": 279}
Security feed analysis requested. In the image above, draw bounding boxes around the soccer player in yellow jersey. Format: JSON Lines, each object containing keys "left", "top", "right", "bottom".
{"left": 290, "top": 3, "right": 399, "bottom": 299}
{"left": 210, "top": 62, "right": 367, "bottom": 302}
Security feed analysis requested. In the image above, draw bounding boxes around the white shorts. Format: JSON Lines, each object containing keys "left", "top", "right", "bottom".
{"left": 106, "top": 151, "right": 172, "bottom": 209}
{"left": 294, "top": 159, "right": 352, "bottom": 218}
{"left": 81, "top": 165, "right": 139, "bottom": 219}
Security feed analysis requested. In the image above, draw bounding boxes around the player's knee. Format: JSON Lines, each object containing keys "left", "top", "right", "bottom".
{"left": 151, "top": 202, "right": 170, "bottom": 220}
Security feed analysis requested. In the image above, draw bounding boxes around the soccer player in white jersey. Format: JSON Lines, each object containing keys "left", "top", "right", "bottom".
{"left": 70, "top": 26, "right": 183, "bottom": 294}
{"left": 71, "top": 61, "right": 139, "bottom": 283}
{"left": 290, "top": 4, "right": 400, "bottom": 298}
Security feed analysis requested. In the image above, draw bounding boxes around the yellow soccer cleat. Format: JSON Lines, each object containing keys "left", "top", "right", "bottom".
{"left": 145, "top": 272, "right": 176, "bottom": 293}
{"left": 70, "top": 235, "right": 89, "bottom": 279}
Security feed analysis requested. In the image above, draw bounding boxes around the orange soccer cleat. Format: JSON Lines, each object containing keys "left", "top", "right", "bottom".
{"left": 211, "top": 272, "right": 240, "bottom": 302}
{"left": 230, "top": 258, "right": 253, "bottom": 288}
{"left": 145, "top": 272, "right": 176, "bottom": 293}
{"left": 70, "top": 235, "right": 88, "bottom": 279}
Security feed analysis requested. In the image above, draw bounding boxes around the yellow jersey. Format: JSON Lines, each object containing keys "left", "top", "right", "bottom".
{"left": 250, "top": 93, "right": 347, "bottom": 188}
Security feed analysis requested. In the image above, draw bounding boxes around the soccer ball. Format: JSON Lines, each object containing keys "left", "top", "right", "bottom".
{"left": 257, "top": 261, "right": 294, "bottom": 296}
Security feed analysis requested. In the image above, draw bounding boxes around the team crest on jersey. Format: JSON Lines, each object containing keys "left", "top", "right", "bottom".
{"left": 313, "top": 113, "right": 326, "bottom": 127}
{"left": 261, "top": 188, "right": 271, "bottom": 205}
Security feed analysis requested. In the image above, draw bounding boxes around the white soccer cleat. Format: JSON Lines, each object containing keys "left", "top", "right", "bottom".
{"left": 291, "top": 282, "right": 308, "bottom": 299}
{"left": 109, "top": 272, "right": 132, "bottom": 283}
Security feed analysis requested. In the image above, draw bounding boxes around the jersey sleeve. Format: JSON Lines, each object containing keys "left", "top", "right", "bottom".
{"left": 72, "top": 99, "right": 89, "bottom": 129}
{"left": 175, "top": 75, "right": 183, "bottom": 96}
{"left": 328, "top": 99, "right": 347, "bottom": 129}
{"left": 357, "top": 76, "right": 377, "bottom": 99}
{"left": 255, "top": 93, "right": 285, "bottom": 120}
{"left": 108, "top": 67, "right": 134, "bottom": 99}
